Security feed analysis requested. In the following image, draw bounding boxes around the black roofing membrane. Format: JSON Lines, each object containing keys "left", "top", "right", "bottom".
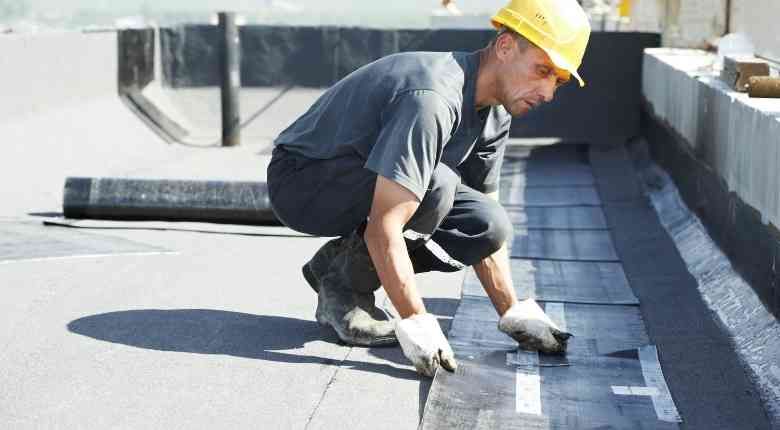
{"left": 591, "top": 142, "right": 776, "bottom": 429}
{"left": 421, "top": 143, "right": 687, "bottom": 429}
{"left": 500, "top": 185, "right": 602, "bottom": 207}
{"left": 63, "top": 177, "right": 278, "bottom": 225}
{"left": 447, "top": 296, "right": 649, "bottom": 358}
{"left": 510, "top": 229, "right": 619, "bottom": 262}
{"left": 461, "top": 260, "right": 637, "bottom": 305}
{"left": 504, "top": 206, "right": 608, "bottom": 230}
{"left": 500, "top": 154, "right": 595, "bottom": 188}
{"left": 425, "top": 294, "right": 678, "bottom": 429}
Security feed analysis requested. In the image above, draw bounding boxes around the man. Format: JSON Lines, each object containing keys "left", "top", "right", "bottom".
{"left": 268, "top": 0, "right": 591, "bottom": 377}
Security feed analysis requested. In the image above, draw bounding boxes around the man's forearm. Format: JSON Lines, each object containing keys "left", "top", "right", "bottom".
{"left": 473, "top": 242, "right": 517, "bottom": 316}
{"left": 475, "top": 190, "right": 517, "bottom": 316}
{"left": 364, "top": 224, "right": 426, "bottom": 319}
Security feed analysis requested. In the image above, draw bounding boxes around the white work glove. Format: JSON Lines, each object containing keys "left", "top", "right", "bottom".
{"left": 395, "top": 313, "right": 458, "bottom": 377}
{"left": 498, "top": 299, "right": 572, "bottom": 355}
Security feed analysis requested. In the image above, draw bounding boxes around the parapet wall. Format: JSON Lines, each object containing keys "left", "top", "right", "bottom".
{"left": 156, "top": 26, "right": 659, "bottom": 142}
{"left": 641, "top": 48, "right": 780, "bottom": 317}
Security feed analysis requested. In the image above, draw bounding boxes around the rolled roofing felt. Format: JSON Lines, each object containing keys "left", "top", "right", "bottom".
{"left": 63, "top": 177, "right": 279, "bottom": 225}
{"left": 748, "top": 77, "right": 780, "bottom": 98}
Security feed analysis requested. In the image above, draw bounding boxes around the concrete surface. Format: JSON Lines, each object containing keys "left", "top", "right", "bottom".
{"left": 0, "top": 226, "right": 461, "bottom": 428}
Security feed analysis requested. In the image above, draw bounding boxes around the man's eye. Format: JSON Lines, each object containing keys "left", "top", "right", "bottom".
{"left": 538, "top": 66, "right": 551, "bottom": 77}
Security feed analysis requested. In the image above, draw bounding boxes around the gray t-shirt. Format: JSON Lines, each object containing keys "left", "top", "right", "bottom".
{"left": 273, "top": 51, "right": 512, "bottom": 201}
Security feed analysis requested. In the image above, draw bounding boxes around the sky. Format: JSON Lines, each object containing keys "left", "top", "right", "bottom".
{"left": 1, "top": 0, "right": 506, "bottom": 29}
{"left": 19, "top": 0, "right": 505, "bottom": 13}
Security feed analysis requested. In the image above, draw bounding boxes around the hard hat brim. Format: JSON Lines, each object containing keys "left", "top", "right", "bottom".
{"left": 545, "top": 49, "right": 585, "bottom": 87}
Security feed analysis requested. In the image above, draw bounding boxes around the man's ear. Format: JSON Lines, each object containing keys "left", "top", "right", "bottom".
{"left": 494, "top": 33, "right": 516, "bottom": 63}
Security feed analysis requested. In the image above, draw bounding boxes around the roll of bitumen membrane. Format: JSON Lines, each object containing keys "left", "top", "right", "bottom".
{"left": 63, "top": 177, "right": 279, "bottom": 225}
{"left": 748, "top": 76, "right": 780, "bottom": 98}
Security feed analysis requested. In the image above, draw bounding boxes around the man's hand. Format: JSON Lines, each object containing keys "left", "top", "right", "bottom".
{"left": 498, "top": 299, "right": 572, "bottom": 354}
{"left": 396, "top": 313, "right": 458, "bottom": 377}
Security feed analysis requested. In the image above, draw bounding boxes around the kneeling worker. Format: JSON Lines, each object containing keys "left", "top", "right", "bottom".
{"left": 268, "top": 0, "right": 591, "bottom": 377}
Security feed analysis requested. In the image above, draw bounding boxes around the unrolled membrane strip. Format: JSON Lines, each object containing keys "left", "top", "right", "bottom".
{"left": 460, "top": 261, "right": 637, "bottom": 305}
{"left": 63, "top": 177, "right": 279, "bottom": 225}
{"left": 500, "top": 185, "right": 602, "bottom": 207}
{"left": 499, "top": 164, "right": 596, "bottom": 187}
{"left": 510, "top": 229, "right": 620, "bottom": 262}
{"left": 504, "top": 143, "right": 590, "bottom": 164}
{"left": 504, "top": 206, "right": 608, "bottom": 230}
{"left": 423, "top": 295, "right": 680, "bottom": 429}
{"left": 447, "top": 296, "right": 650, "bottom": 360}
{"left": 501, "top": 146, "right": 594, "bottom": 188}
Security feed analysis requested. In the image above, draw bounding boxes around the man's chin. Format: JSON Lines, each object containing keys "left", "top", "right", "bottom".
{"left": 504, "top": 103, "right": 530, "bottom": 117}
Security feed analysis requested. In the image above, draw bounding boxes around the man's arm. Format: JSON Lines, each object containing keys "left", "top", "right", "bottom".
{"left": 365, "top": 175, "right": 457, "bottom": 376}
{"left": 472, "top": 191, "right": 518, "bottom": 315}
{"left": 476, "top": 191, "right": 572, "bottom": 354}
{"left": 363, "top": 175, "right": 424, "bottom": 318}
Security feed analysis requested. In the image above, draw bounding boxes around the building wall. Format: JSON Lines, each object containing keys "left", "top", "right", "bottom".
{"left": 630, "top": 0, "right": 776, "bottom": 60}
{"left": 630, "top": 0, "right": 726, "bottom": 48}
{"left": 730, "top": 0, "right": 780, "bottom": 62}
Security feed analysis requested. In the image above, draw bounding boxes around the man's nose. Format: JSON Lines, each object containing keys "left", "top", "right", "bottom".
{"left": 540, "top": 75, "right": 557, "bottom": 103}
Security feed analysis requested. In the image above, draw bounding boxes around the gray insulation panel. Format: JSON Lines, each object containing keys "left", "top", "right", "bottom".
{"left": 0, "top": 222, "right": 170, "bottom": 263}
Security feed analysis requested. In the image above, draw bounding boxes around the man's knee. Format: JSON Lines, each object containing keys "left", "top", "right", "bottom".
{"left": 424, "top": 165, "right": 459, "bottom": 215}
{"left": 480, "top": 200, "right": 514, "bottom": 256}
{"left": 407, "top": 165, "right": 459, "bottom": 236}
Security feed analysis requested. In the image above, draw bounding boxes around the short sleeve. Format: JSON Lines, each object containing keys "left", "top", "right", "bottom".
{"left": 458, "top": 107, "right": 512, "bottom": 193}
{"left": 365, "top": 90, "right": 456, "bottom": 201}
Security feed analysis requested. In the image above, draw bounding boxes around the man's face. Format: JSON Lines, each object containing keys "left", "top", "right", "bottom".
{"left": 494, "top": 34, "right": 571, "bottom": 117}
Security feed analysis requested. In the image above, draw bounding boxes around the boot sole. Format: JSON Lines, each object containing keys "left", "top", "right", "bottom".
{"left": 314, "top": 288, "right": 398, "bottom": 347}
{"left": 301, "top": 262, "right": 319, "bottom": 293}
{"left": 316, "top": 306, "right": 398, "bottom": 347}
{"left": 324, "top": 319, "right": 398, "bottom": 347}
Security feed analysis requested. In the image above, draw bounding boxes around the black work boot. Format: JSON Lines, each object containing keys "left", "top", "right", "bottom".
{"left": 314, "top": 231, "right": 397, "bottom": 346}
{"left": 301, "top": 237, "right": 344, "bottom": 293}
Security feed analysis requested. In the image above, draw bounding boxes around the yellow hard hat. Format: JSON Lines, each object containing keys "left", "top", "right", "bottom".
{"left": 491, "top": 0, "right": 591, "bottom": 87}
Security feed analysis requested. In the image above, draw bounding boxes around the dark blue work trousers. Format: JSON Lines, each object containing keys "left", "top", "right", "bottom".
{"left": 267, "top": 146, "right": 512, "bottom": 273}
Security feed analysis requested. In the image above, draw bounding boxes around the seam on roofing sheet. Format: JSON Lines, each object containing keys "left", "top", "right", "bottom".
{"left": 638, "top": 345, "right": 683, "bottom": 423}
{"left": 634, "top": 143, "right": 780, "bottom": 427}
